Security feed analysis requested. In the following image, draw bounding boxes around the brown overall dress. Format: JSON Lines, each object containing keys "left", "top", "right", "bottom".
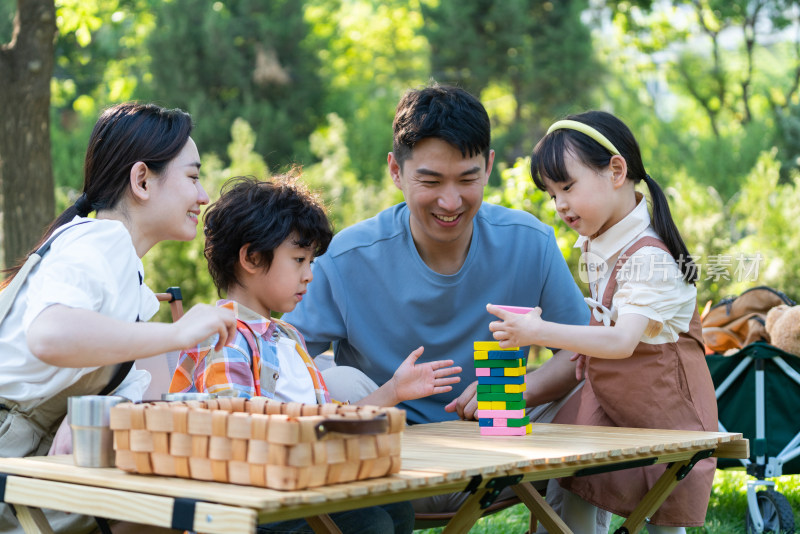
{"left": 555, "top": 237, "right": 718, "bottom": 527}
{"left": 0, "top": 364, "right": 127, "bottom": 533}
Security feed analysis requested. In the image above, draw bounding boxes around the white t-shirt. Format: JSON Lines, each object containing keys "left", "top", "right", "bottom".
{"left": 273, "top": 335, "right": 316, "bottom": 404}
{"left": 575, "top": 197, "right": 697, "bottom": 344}
{"left": 0, "top": 217, "right": 158, "bottom": 402}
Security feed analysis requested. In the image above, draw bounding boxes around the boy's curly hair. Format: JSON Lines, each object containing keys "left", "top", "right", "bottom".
{"left": 203, "top": 171, "right": 333, "bottom": 295}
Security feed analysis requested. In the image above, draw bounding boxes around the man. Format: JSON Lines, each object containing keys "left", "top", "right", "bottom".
{"left": 284, "top": 84, "right": 608, "bottom": 531}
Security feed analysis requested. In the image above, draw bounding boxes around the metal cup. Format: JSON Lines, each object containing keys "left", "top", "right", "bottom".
{"left": 68, "top": 395, "right": 127, "bottom": 468}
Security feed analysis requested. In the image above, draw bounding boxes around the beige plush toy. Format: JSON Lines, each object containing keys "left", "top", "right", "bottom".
{"left": 765, "top": 305, "right": 800, "bottom": 357}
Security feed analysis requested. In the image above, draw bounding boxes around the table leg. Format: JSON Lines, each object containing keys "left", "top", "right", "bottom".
{"left": 441, "top": 490, "right": 488, "bottom": 534}
{"left": 617, "top": 450, "right": 713, "bottom": 534}
{"left": 305, "top": 514, "right": 342, "bottom": 534}
{"left": 13, "top": 505, "right": 54, "bottom": 534}
{"left": 513, "top": 483, "right": 572, "bottom": 534}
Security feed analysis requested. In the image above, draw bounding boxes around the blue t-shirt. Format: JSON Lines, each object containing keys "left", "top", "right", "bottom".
{"left": 283, "top": 202, "right": 589, "bottom": 424}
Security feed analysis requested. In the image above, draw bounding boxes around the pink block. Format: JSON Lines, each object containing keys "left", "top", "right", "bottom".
{"left": 477, "top": 409, "right": 525, "bottom": 419}
{"left": 493, "top": 418, "right": 508, "bottom": 427}
{"left": 480, "top": 426, "right": 528, "bottom": 436}
{"left": 475, "top": 367, "right": 490, "bottom": 377}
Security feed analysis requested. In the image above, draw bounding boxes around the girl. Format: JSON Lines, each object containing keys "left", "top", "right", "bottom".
{"left": 487, "top": 111, "right": 717, "bottom": 532}
{"left": 0, "top": 102, "right": 236, "bottom": 533}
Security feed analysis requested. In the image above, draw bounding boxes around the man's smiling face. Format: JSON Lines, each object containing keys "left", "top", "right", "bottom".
{"left": 389, "top": 137, "right": 493, "bottom": 260}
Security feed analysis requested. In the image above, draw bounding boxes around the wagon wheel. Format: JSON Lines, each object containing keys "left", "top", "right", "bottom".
{"left": 745, "top": 490, "right": 795, "bottom": 534}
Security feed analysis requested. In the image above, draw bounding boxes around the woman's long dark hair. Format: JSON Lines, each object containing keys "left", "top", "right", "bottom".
{"left": 1, "top": 102, "right": 193, "bottom": 287}
{"left": 531, "top": 110, "right": 697, "bottom": 283}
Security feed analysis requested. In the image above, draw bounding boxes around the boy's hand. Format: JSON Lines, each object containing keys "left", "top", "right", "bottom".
{"left": 175, "top": 304, "right": 237, "bottom": 351}
{"left": 444, "top": 380, "right": 478, "bottom": 420}
{"left": 486, "top": 303, "right": 544, "bottom": 348}
{"left": 388, "top": 346, "right": 461, "bottom": 403}
{"left": 571, "top": 352, "right": 587, "bottom": 381}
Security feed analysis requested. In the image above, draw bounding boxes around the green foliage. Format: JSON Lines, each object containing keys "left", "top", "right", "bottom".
{"left": 421, "top": 0, "right": 604, "bottom": 166}
{"left": 305, "top": 0, "right": 431, "bottom": 184}
{"left": 0, "top": 2, "right": 14, "bottom": 43}
{"left": 303, "top": 112, "right": 402, "bottom": 231}
{"left": 142, "top": 0, "right": 324, "bottom": 169}
{"left": 35, "top": 0, "right": 800, "bottom": 322}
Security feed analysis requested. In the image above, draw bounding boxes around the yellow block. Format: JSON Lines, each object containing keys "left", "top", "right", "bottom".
{"left": 503, "top": 367, "right": 526, "bottom": 377}
{"left": 491, "top": 401, "right": 508, "bottom": 410}
{"left": 473, "top": 341, "right": 519, "bottom": 351}
{"left": 477, "top": 401, "right": 493, "bottom": 410}
{"left": 525, "top": 423, "right": 533, "bottom": 434}
{"left": 473, "top": 351, "right": 488, "bottom": 360}
{"left": 504, "top": 384, "right": 526, "bottom": 393}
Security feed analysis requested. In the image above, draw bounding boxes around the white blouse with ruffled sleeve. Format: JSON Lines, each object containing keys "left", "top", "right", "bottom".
{"left": 575, "top": 197, "right": 697, "bottom": 345}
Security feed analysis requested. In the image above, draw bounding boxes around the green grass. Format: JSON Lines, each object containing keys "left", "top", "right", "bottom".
{"left": 414, "top": 470, "right": 800, "bottom": 533}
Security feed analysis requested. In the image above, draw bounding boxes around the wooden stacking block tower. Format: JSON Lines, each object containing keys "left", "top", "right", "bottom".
{"left": 474, "top": 341, "right": 532, "bottom": 436}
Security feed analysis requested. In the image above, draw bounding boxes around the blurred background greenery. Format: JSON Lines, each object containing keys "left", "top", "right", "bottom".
{"left": 2, "top": 0, "right": 799, "bottom": 322}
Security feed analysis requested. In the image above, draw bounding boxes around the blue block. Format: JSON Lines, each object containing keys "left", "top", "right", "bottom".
{"left": 477, "top": 375, "right": 525, "bottom": 385}
{"left": 478, "top": 418, "right": 494, "bottom": 427}
{"left": 488, "top": 350, "right": 525, "bottom": 360}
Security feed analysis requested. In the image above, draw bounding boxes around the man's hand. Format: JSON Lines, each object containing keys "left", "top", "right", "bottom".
{"left": 444, "top": 380, "right": 478, "bottom": 420}
{"left": 571, "top": 353, "right": 587, "bottom": 380}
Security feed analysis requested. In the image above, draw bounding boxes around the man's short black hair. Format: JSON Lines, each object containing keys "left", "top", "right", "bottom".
{"left": 203, "top": 172, "right": 333, "bottom": 295}
{"left": 392, "top": 83, "right": 491, "bottom": 169}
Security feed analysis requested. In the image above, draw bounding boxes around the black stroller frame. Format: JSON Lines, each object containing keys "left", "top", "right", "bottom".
{"left": 708, "top": 341, "right": 800, "bottom": 533}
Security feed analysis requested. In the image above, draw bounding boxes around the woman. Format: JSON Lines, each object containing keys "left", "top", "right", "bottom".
{"left": 0, "top": 102, "right": 236, "bottom": 533}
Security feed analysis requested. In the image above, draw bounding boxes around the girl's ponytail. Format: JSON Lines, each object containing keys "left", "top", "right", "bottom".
{"left": 643, "top": 174, "right": 698, "bottom": 283}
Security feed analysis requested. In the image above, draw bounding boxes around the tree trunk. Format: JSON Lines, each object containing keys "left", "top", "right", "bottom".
{"left": 0, "top": 0, "right": 56, "bottom": 268}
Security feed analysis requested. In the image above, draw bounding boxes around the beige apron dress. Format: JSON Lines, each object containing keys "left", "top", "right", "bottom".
{"left": 555, "top": 236, "right": 718, "bottom": 527}
{"left": 0, "top": 363, "right": 126, "bottom": 533}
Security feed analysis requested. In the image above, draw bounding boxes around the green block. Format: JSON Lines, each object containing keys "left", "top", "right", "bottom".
{"left": 476, "top": 392, "right": 524, "bottom": 402}
{"left": 473, "top": 358, "right": 525, "bottom": 368}
{"left": 507, "top": 415, "right": 531, "bottom": 427}
{"left": 476, "top": 384, "right": 493, "bottom": 393}
{"left": 505, "top": 400, "right": 526, "bottom": 410}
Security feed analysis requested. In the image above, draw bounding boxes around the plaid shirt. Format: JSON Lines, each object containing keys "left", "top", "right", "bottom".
{"left": 169, "top": 300, "right": 331, "bottom": 403}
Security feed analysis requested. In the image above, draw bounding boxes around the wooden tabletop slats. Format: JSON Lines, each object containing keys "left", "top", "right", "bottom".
{"left": 0, "top": 421, "right": 745, "bottom": 527}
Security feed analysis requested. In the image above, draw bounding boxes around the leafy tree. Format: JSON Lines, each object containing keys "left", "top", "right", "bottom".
{"left": 421, "top": 0, "right": 604, "bottom": 165}
{"left": 50, "top": 0, "right": 155, "bottom": 191}
{"left": 599, "top": 0, "right": 800, "bottom": 176}
{"left": 0, "top": 0, "right": 57, "bottom": 268}
{"left": 142, "top": 0, "right": 325, "bottom": 169}
{"left": 305, "top": 0, "right": 431, "bottom": 184}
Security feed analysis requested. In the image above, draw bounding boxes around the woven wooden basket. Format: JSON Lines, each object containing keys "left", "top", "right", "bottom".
{"left": 109, "top": 398, "right": 405, "bottom": 490}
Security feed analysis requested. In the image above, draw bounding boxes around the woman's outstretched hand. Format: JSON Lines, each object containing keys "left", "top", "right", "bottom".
{"left": 174, "top": 304, "right": 237, "bottom": 351}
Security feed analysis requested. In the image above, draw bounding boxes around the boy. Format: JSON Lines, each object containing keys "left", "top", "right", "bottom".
{"left": 169, "top": 173, "right": 461, "bottom": 407}
{"left": 169, "top": 173, "right": 461, "bottom": 534}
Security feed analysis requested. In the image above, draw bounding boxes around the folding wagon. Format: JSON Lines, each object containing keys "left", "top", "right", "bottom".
{"left": 707, "top": 341, "right": 800, "bottom": 533}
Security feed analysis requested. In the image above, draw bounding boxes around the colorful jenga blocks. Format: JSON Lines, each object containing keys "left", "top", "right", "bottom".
{"left": 474, "top": 341, "right": 532, "bottom": 436}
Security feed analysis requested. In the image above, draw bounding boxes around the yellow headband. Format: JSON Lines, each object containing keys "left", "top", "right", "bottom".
{"left": 546, "top": 120, "right": 620, "bottom": 156}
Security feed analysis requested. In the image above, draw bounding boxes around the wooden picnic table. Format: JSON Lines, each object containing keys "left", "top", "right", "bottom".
{"left": 0, "top": 421, "right": 748, "bottom": 534}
